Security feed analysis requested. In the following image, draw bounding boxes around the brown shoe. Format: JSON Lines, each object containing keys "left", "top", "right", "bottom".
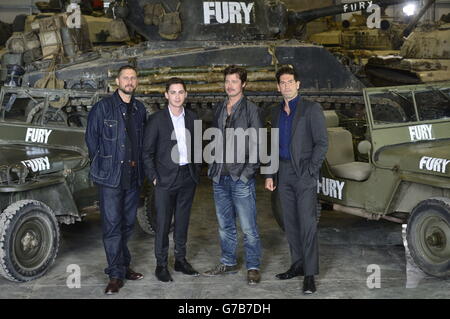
{"left": 104, "top": 278, "right": 124, "bottom": 295}
{"left": 125, "top": 268, "right": 144, "bottom": 280}
{"left": 247, "top": 269, "right": 261, "bottom": 285}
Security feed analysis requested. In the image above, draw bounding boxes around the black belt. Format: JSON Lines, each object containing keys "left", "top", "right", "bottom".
{"left": 179, "top": 164, "right": 190, "bottom": 171}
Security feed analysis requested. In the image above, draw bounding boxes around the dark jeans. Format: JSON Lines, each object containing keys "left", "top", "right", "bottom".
{"left": 154, "top": 165, "right": 197, "bottom": 266}
{"left": 98, "top": 184, "right": 140, "bottom": 279}
{"left": 278, "top": 160, "right": 319, "bottom": 276}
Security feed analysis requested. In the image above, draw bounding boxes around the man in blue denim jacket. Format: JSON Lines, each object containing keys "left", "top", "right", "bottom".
{"left": 85, "top": 65, "right": 147, "bottom": 295}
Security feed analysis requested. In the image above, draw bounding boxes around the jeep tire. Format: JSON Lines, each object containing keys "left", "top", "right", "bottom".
{"left": 0, "top": 200, "right": 60, "bottom": 282}
{"left": 407, "top": 197, "right": 450, "bottom": 278}
{"left": 137, "top": 184, "right": 174, "bottom": 235}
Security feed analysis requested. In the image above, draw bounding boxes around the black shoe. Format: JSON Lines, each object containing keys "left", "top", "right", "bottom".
{"left": 275, "top": 260, "right": 304, "bottom": 280}
{"left": 155, "top": 266, "right": 173, "bottom": 282}
{"left": 303, "top": 275, "right": 316, "bottom": 295}
{"left": 174, "top": 259, "right": 200, "bottom": 276}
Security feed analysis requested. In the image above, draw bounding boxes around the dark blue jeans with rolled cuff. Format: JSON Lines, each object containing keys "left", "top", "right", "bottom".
{"left": 212, "top": 175, "right": 261, "bottom": 270}
{"left": 98, "top": 185, "right": 140, "bottom": 280}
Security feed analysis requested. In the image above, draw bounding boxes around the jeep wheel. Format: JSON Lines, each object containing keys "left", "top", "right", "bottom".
{"left": 0, "top": 200, "right": 60, "bottom": 282}
{"left": 137, "top": 184, "right": 174, "bottom": 235}
{"left": 407, "top": 198, "right": 450, "bottom": 278}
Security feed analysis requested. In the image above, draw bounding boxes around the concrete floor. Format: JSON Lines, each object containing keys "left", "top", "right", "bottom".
{"left": 1, "top": 176, "right": 449, "bottom": 299}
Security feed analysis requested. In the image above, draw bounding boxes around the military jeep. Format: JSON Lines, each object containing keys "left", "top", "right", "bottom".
{"left": 274, "top": 81, "right": 450, "bottom": 278}
{"left": 0, "top": 85, "right": 175, "bottom": 282}
{"left": 0, "top": 86, "right": 104, "bottom": 282}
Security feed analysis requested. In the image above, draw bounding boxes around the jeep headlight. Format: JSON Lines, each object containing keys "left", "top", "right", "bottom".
{"left": 0, "top": 163, "right": 30, "bottom": 185}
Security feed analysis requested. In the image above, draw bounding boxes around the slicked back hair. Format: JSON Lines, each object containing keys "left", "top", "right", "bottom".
{"left": 117, "top": 65, "right": 138, "bottom": 78}
{"left": 224, "top": 65, "right": 247, "bottom": 83}
{"left": 276, "top": 65, "right": 299, "bottom": 83}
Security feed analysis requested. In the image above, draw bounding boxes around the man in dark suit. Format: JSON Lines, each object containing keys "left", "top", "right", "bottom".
{"left": 143, "top": 77, "right": 201, "bottom": 282}
{"left": 86, "top": 65, "right": 146, "bottom": 295}
{"left": 265, "top": 66, "right": 328, "bottom": 294}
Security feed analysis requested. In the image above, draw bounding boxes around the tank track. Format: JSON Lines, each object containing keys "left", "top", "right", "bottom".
{"left": 136, "top": 91, "right": 402, "bottom": 122}
{"left": 25, "top": 91, "right": 404, "bottom": 129}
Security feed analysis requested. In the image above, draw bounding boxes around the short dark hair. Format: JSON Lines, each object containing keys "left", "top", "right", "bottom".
{"left": 276, "top": 65, "right": 299, "bottom": 83}
{"left": 117, "top": 65, "right": 138, "bottom": 77}
{"left": 224, "top": 65, "right": 247, "bottom": 83}
{"left": 165, "top": 77, "right": 187, "bottom": 92}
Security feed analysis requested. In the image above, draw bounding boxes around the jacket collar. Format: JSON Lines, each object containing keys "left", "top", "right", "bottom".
{"left": 113, "top": 89, "right": 138, "bottom": 111}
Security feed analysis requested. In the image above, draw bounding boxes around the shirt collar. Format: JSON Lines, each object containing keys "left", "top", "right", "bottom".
{"left": 115, "top": 89, "right": 137, "bottom": 110}
{"left": 168, "top": 106, "right": 185, "bottom": 119}
{"left": 280, "top": 94, "right": 300, "bottom": 113}
{"left": 224, "top": 95, "right": 244, "bottom": 111}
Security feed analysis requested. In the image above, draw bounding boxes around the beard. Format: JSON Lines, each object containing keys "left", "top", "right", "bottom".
{"left": 119, "top": 86, "right": 135, "bottom": 95}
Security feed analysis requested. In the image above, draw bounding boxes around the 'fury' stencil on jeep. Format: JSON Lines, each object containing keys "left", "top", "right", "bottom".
{"left": 408, "top": 124, "right": 433, "bottom": 141}
{"left": 419, "top": 156, "right": 450, "bottom": 174}
{"left": 318, "top": 178, "right": 345, "bottom": 200}
{"left": 25, "top": 128, "right": 53, "bottom": 144}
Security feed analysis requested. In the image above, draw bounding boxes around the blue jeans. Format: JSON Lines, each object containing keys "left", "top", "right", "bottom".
{"left": 213, "top": 176, "right": 261, "bottom": 270}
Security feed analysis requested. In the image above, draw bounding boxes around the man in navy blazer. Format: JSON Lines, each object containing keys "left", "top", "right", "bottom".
{"left": 265, "top": 66, "right": 328, "bottom": 294}
{"left": 143, "top": 77, "right": 201, "bottom": 282}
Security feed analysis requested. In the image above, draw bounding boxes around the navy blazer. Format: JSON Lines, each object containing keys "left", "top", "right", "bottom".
{"left": 85, "top": 90, "right": 147, "bottom": 188}
{"left": 268, "top": 96, "right": 328, "bottom": 183}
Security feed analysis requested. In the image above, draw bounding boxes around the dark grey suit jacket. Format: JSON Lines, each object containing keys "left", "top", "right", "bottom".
{"left": 268, "top": 96, "right": 328, "bottom": 184}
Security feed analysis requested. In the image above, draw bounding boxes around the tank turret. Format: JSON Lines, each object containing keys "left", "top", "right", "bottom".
{"left": 365, "top": 0, "right": 449, "bottom": 86}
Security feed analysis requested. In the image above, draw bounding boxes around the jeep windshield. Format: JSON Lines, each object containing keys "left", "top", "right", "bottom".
{"left": 366, "top": 83, "right": 450, "bottom": 127}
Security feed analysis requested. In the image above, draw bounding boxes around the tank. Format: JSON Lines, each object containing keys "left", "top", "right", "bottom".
{"left": 308, "top": 13, "right": 405, "bottom": 82}
{"left": 1, "top": 0, "right": 424, "bottom": 125}
{"left": 365, "top": 20, "right": 450, "bottom": 86}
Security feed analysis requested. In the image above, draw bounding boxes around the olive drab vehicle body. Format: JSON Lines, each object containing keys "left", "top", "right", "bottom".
{"left": 273, "top": 81, "right": 450, "bottom": 278}
{"left": 365, "top": 21, "right": 450, "bottom": 86}
{"left": 0, "top": 86, "right": 102, "bottom": 282}
{"left": 0, "top": 0, "right": 444, "bottom": 283}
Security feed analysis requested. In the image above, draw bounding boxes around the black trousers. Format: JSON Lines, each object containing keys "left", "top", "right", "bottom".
{"left": 278, "top": 160, "right": 319, "bottom": 276}
{"left": 154, "top": 165, "right": 197, "bottom": 266}
{"left": 98, "top": 184, "right": 140, "bottom": 280}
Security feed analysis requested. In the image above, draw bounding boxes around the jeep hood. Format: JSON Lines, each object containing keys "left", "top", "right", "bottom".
{"left": 0, "top": 144, "right": 87, "bottom": 174}
{"left": 375, "top": 140, "right": 450, "bottom": 177}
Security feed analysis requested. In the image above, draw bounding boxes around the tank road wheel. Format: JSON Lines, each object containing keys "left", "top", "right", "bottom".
{"left": 0, "top": 200, "right": 60, "bottom": 282}
{"left": 26, "top": 102, "right": 68, "bottom": 126}
{"left": 407, "top": 198, "right": 450, "bottom": 278}
{"left": 137, "top": 184, "right": 175, "bottom": 235}
{"left": 371, "top": 102, "right": 407, "bottom": 123}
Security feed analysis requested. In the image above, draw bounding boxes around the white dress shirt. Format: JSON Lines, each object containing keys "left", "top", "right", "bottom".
{"left": 168, "top": 106, "right": 188, "bottom": 166}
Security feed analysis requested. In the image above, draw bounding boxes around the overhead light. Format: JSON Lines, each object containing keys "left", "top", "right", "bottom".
{"left": 403, "top": 3, "right": 417, "bottom": 16}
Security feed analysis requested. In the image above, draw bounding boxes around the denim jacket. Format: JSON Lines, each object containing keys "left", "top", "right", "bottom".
{"left": 85, "top": 90, "right": 147, "bottom": 188}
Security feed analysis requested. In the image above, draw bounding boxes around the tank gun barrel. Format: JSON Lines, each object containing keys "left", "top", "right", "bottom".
{"left": 288, "top": 0, "right": 408, "bottom": 25}
{"left": 402, "top": 0, "right": 437, "bottom": 37}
